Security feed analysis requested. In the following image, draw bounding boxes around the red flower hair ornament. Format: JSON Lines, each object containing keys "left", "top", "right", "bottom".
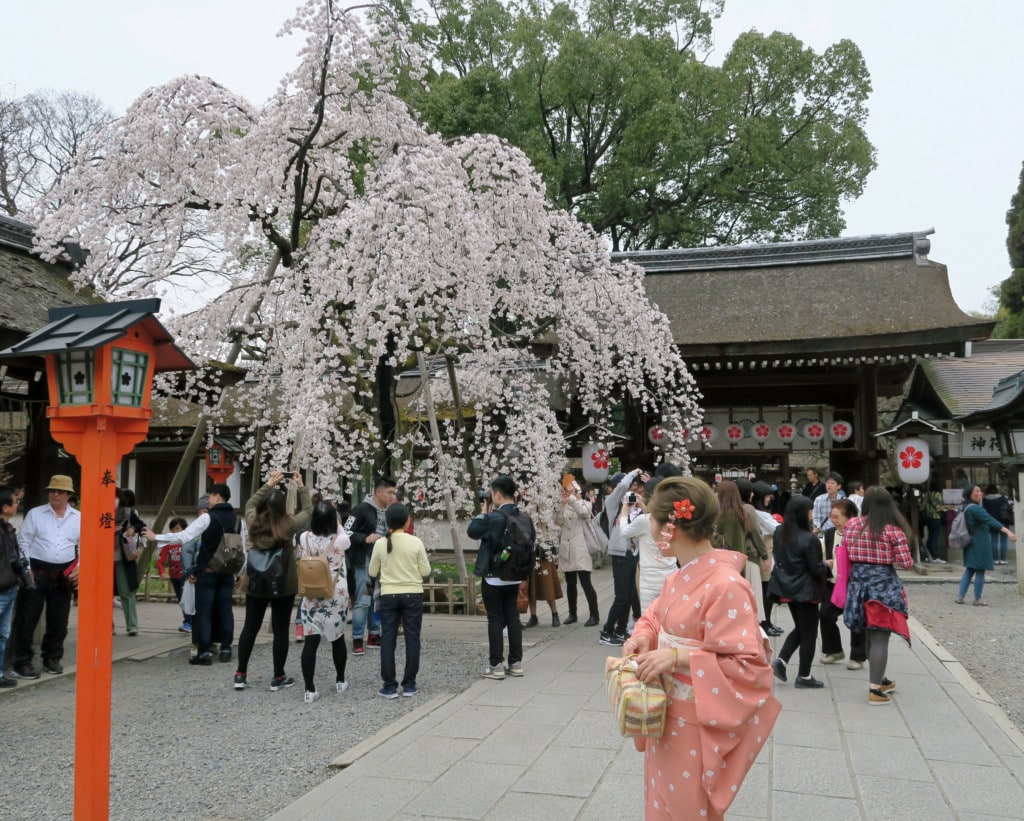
{"left": 657, "top": 497, "right": 696, "bottom": 552}
{"left": 672, "top": 499, "right": 695, "bottom": 521}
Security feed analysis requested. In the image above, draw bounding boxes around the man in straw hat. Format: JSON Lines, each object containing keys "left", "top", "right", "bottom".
{"left": 9, "top": 475, "right": 81, "bottom": 679}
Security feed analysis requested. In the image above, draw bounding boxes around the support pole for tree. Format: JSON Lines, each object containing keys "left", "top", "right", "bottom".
{"left": 417, "top": 352, "right": 467, "bottom": 582}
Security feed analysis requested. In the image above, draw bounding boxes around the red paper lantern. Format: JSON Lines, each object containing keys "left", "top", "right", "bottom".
{"left": 582, "top": 442, "right": 609, "bottom": 484}
{"left": 647, "top": 425, "right": 666, "bottom": 445}
{"left": 831, "top": 421, "right": 853, "bottom": 443}
{"left": 896, "top": 437, "right": 930, "bottom": 484}
{"left": 804, "top": 420, "right": 825, "bottom": 444}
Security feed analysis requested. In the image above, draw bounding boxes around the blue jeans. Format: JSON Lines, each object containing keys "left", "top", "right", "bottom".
{"left": 0, "top": 586, "right": 17, "bottom": 670}
{"left": 993, "top": 531, "right": 1009, "bottom": 563}
{"left": 959, "top": 568, "right": 986, "bottom": 601}
{"left": 603, "top": 552, "right": 639, "bottom": 636}
{"left": 194, "top": 571, "right": 235, "bottom": 654}
{"left": 351, "top": 563, "right": 380, "bottom": 641}
{"left": 379, "top": 592, "right": 423, "bottom": 691}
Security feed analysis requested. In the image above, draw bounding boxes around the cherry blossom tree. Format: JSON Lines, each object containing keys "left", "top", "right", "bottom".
{"left": 34, "top": 0, "right": 703, "bottom": 534}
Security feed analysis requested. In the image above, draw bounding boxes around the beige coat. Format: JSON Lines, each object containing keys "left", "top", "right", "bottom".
{"left": 555, "top": 496, "right": 593, "bottom": 573}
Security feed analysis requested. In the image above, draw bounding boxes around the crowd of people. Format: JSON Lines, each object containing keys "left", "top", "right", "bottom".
{"left": 0, "top": 464, "right": 1018, "bottom": 817}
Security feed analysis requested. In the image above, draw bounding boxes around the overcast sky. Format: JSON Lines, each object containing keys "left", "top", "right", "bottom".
{"left": 5, "top": 0, "right": 1021, "bottom": 313}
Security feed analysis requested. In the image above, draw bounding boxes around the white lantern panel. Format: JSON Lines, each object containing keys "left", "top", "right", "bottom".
{"left": 582, "top": 442, "right": 609, "bottom": 484}
{"left": 804, "top": 420, "right": 825, "bottom": 444}
{"left": 831, "top": 421, "right": 853, "bottom": 443}
{"left": 752, "top": 421, "right": 771, "bottom": 443}
{"left": 647, "top": 425, "right": 666, "bottom": 445}
{"left": 896, "top": 437, "right": 930, "bottom": 484}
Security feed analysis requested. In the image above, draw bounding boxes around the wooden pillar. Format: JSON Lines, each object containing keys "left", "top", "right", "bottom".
{"left": 856, "top": 364, "right": 881, "bottom": 486}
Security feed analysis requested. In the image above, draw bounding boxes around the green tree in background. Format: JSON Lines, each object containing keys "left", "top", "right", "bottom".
{"left": 384, "top": 0, "right": 877, "bottom": 250}
{"left": 994, "top": 162, "right": 1024, "bottom": 337}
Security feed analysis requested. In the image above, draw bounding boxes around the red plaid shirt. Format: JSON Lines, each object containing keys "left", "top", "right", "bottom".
{"left": 841, "top": 517, "right": 913, "bottom": 569}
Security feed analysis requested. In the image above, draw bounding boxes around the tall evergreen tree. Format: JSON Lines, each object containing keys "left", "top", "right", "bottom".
{"left": 994, "top": 162, "right": 1024, "bottom": 337}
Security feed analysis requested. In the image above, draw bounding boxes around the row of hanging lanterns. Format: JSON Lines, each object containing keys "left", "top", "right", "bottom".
{"left": 680, "top": 420, "right": 853, "bottom": 447}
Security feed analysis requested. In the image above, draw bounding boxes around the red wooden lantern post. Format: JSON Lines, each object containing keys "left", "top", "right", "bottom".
{"left": 205, "top": 440, "right": 236, "bottom": 485}
{"left": 1, "top": 299, "right": 193, "bottom": 820}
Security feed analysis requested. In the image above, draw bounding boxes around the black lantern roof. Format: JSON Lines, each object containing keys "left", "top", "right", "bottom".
{"left": 0, "top": 298, "right": 194, "bottom": 372}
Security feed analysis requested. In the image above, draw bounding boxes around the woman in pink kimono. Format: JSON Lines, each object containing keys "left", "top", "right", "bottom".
{"left": 623, "top": 477, "right": 781, "bottom": 820}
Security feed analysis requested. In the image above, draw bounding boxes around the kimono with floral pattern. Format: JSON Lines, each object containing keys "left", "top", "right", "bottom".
{"left": 631, "top": 550, "right": 780, "bottom": 820}
{"left": 298, "top": 528, "right": 350, "bottom": 642}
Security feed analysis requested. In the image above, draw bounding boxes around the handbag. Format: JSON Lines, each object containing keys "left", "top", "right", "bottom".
{"left": 604, "top": 655, "right": 668, "bottom": 739}
{"left": 121, "top": 533, "right": 143, "bottom": 562}
{"left": 517, "top": 579, "right": 529, "bottom": 614}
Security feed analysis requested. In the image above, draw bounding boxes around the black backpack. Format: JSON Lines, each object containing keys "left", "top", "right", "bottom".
{"left": 494, "top": 509, "right": 536, "bottom": 582}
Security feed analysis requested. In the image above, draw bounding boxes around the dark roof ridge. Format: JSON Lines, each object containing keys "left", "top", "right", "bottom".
{"left": 613, "top": 229, "right": 934, "bottom": 273}
{"left": 0, "top": 214, "right": 36, "bottom": 252}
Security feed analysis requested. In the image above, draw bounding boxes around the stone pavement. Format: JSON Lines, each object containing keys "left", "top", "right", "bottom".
{"left": 7, "top": 565, "right": 1024, "bottom": 819}
{"left": 270, "top": 566, "right": 1024, "bottom": 821}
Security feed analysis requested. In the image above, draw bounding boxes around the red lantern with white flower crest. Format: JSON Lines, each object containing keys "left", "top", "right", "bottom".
{"left": 581, "top": 442, "right": 609, "bottom": 484}
{"left": 896, "top": 437, "right": 930, "bottom": 484}
{"left": 751, "top": 421, "right": 771, "bottom": 446}
{"left": 725, "top": 423, "right": 744, "bottom": 444}
{"left": 831, "top": 421, "right": 853, "bottom": 443}
{"left": 647, "top": 425, "right": 666, "bottom": 445}
{"left": 701, "top": 424, "right": 718, "bottom": 447}
{"left": 777, "top": 422, "right": 796, "bottom": 444}
{"left": 804, "top": 420, "right": 825, "bottom": 444}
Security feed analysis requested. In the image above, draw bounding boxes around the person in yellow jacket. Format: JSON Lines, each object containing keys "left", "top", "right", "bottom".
{"left": 368, "top": 503, "right": 430, "bottom": 698}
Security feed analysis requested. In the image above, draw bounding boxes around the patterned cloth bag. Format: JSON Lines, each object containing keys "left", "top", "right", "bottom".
{"left": 604, "top": 655, "right": 668, "bottom": 738}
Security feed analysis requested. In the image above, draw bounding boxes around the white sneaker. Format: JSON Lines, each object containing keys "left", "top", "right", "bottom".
{"left": 303, "top": 690, "right": 320, "bottom": 704}
{"left": 933, "top": 558, "right": 947, "bottom": 564}
{"left": 482, "top": 665, "right": 506, "bottom": 680}
{"left": 335, "top": 681, "right": 348, "bottom": 695}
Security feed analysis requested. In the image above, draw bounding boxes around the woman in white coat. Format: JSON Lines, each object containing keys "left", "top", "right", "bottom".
{"left": 555, "top": 478, "right": 601, "bottom": 626}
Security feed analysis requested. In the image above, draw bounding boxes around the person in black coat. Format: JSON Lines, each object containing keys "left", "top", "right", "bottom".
{"left": 768, "top": 495, "right": 829, "bottom": 689}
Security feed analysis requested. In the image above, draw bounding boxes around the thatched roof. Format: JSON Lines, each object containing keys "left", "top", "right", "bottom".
{"left": 0, "top": 215, "right": 99, "bottom": 363}
{"left": 617, "top": 231, "right": 993, "bottom": 360}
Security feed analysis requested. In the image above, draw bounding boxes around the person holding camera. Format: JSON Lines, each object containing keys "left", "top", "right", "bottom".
{"left": 9, "top": 475, "right": 81, "bottom": 679}
{"left": 234, "top": 470, "right": 312, "bottom": 691}
{"left": 343, "top": 477, "right": 396, "bottom": 654}
{"left": 599, "top": 469, "right": 648, "bottom": 646}
{"left": 555, "top": 476, "right": 600, "bottom": 626}
{"left": 0, "top": 485, "right": 26, "bottom": 686}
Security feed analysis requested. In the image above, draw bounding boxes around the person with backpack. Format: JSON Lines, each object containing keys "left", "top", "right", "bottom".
{"left": 295, "top": 501, "right": 350, "bottom": 703}
{"left": 982, "top": 485, "right": 1014, "bottom": 565}
{"left": 234, "top": 471, "right": 312, "bottom": 691}
{"left": 368, "top": 504, "right": 430, "bottom": 698}
{"left": 467, "top": 474, "right": 534, "bottom": 680}
{"left": 145, "top": 482, "right": 239, "bottom": 666}
{"left": 956, "top": 485, "right": 1016, "bottom": 606}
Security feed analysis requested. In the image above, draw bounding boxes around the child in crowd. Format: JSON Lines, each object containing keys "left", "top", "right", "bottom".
{"left": 157, "top": 517, "right": 191, "bottom": 632}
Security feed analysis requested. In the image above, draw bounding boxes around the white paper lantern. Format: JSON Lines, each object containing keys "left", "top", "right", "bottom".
{"left": 725, "top": 423, "right": 744, "bottom": 444}
{"left": 896, "top": 437, "right": 930, "bottom": 484}
{"left": 751, "top": 421, "right": 771, "bottom": 445}
{"left": 647, "top": 425, "right": 666, "bottom": 445}
{"left": 581, "top": 442, "right": 609, "bottom": 484}
{"left": 777, "top": 422, "right": 796, "bottom": 444}
{"left": 831, "top": 420, "right": 853, "bottom": 443}
{"left": 701, "top": 423, "right": 718, "bottom": 447}
{"left": 804, "top": 420, "right": 825, "bottom": 444}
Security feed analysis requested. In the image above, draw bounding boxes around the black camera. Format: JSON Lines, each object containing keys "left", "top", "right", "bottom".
{"left": 281, "top": 471, "right": 295, "bottom": 479}
{"left": 626, "top": 492, "right": 638, "bottom": 504}
{"left": 12, "top": 557, "right": 34, "bottom": 590}
{"left": 477, "top": 488, "right": 492, "bottom": 504}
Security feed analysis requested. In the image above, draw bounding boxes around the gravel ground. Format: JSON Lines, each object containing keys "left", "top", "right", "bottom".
{"left": 0, "top": 634, "right": 486, "bottom": 821}
{"left": 3, "top": 573, "right": 1023, "bottom": 820}
{"left": 907, "top": 573, "right": 1024, "bottom": 732}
